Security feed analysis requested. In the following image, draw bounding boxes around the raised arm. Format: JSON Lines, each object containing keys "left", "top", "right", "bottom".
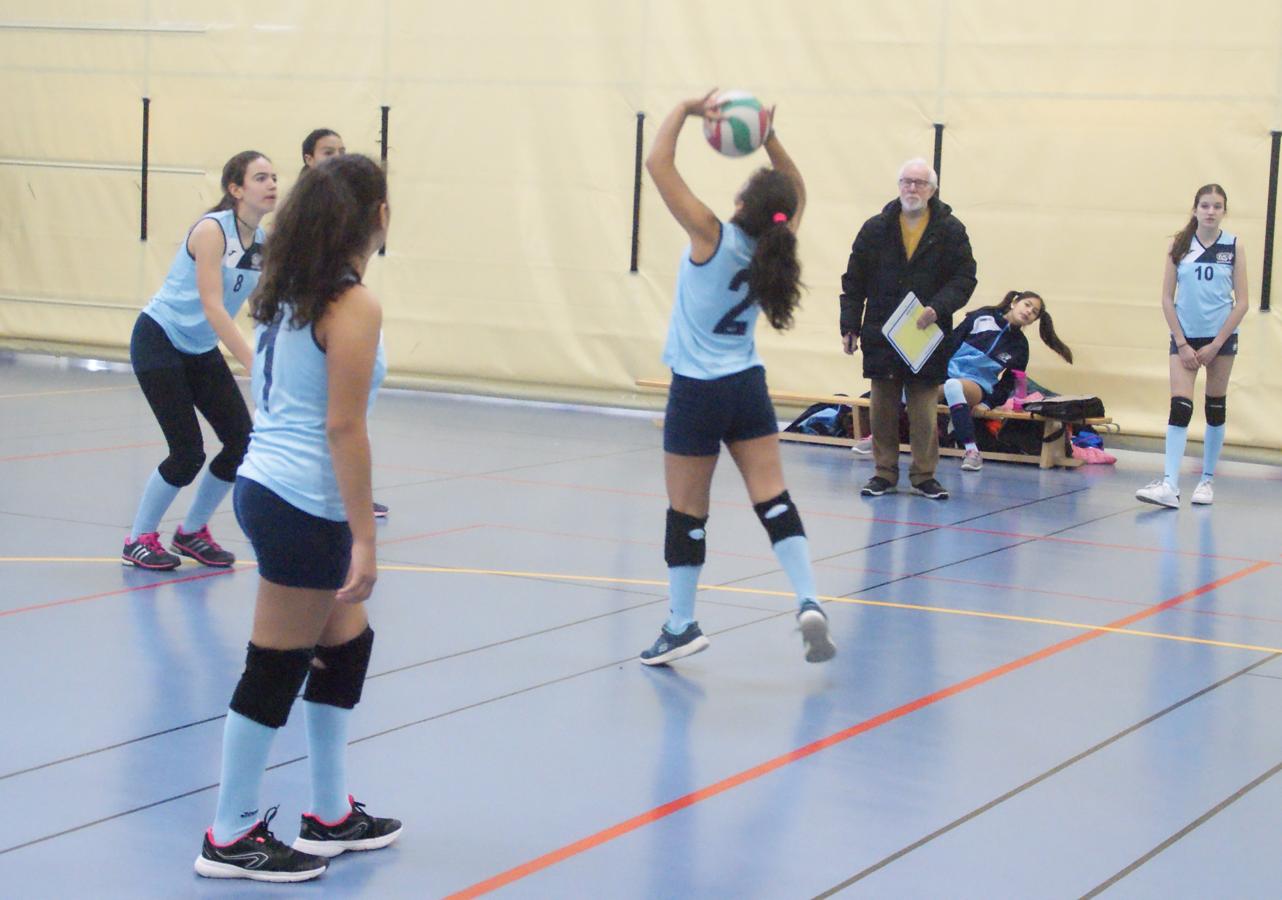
{"left": 762, "top": 118, "right": 805, "bottom": 232}
{"left": 645, "top": 93, "right": 721, "bottom": 258}
{"left": 190, "top": 219, "right": 255, "bottom": 371}
{"left": 321, "top": 284, "right": 382, "bottom": 605}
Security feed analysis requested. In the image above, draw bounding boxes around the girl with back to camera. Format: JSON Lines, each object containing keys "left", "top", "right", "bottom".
{"left": 122, "top": 151, "right": 276, "bottom": 570}
{"left": 301, "top": 126, "right": 390, "bottom": 519}
{"left": 194, "top": 154, "right": 401, "bottom": 882}
{"left": 1136, "top": 184, "right": 1249, "bottom": 509}
{"left": 940, "top": 290, "right": 1073, "bottom": 471}
{"left": 640, "top": 91, "right": 835, "bottom": 666}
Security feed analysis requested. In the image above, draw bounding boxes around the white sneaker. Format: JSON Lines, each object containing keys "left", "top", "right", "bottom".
{"left": 961, "top": 448, "right": 983, "bottom": 471}
{"left": 1136, "top": 478, "right": 1180, "bottom": 509}
{"left": 1191, "top": 479, "right": 1214, "bottom": 505}
{"left": 851, "top": 437, "right": 872, "bottom": 455}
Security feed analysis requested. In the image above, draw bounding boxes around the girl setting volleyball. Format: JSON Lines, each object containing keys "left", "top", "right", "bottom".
{"left": 122, "top": 151, "right": 276, "bottom": 571}
{"left": 640, "top": 91, "right": 835, "bottom": 666}
{"left": 1136, "top": 183, "right": 1249, "bottom": 509}
{"left": 941, "top": 290, "right": 1073, "bottom": 471}
{"left": 195, "top": 154, "right": 401, "bottom": 882}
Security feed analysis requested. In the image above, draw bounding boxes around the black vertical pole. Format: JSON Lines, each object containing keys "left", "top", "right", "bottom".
{"left": 379, "top": 105, "right": 390, "bottom": 256}
{"left": 630, "top": 112, "right": 645, "bottom": 273}
{"left": 140, "top": 97, "right": 150, "bottom": 241}
{"left": 932, "top": 122, "right": 944, "bottom": 191}
{"left": 1261, "top": 130, "right": 1280, "bottom": 312}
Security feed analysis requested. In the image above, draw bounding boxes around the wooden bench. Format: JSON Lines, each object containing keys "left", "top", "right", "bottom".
{"left": 635, "top": 380, "right": 1114, "bottom": 470}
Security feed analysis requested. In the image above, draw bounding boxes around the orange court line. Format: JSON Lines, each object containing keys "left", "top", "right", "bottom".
{"left": 375, "top": 464, "right": 1272, "bottom": 566}
{"left": 0, "top": 440, "right": 163, "bottom": 464}
{"left": 444, "top": 559, "right": 1273, "bottom": 899}
{"left": 0, "top": 567, "right": 236, "bottom": 618}
{"left": 0, "top": 386, "right": 130, "bottom": 401}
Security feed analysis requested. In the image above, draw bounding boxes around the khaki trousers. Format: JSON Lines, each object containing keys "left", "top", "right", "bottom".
{"left": 869, "top": 378, "right": 940, "bottom": 486}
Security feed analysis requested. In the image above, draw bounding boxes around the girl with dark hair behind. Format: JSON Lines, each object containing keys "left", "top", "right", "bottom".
{"left": 939, "top": 290, "right": 1073, "bottom": 471}
{"left": 300, "top": 127, "right": 345, "bottom": 174}
{"left": 639, "top": 91, "right": 835, "bottom": 666}
{"left": 194, "top": 155, "right": 401, "bottom": 882}
{"left": 1136, "top": 183, "right": 1249, "bottom": 508}
{"left": 122, "top": 151, "right": 276, "bottom": 570}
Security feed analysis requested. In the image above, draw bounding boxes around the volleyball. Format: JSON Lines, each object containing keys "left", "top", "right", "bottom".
{"left": 702, "top": 91, "right": 770, "bottom": 158}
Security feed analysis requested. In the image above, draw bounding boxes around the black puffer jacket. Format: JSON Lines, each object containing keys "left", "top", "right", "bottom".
{"left": 839, "top": 195, "right": 978, "bottom": 383}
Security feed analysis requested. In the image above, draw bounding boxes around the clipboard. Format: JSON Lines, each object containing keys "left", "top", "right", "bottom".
{"left": 881, "top": 292, "right": 944, "bottom": 373}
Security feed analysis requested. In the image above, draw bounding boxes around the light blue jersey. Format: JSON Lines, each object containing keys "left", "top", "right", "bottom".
{"left": 662, "top": 222, "right": 763, "bottom": 380}
{"left": 1175, "top": 230, "right": 1237, "bottom": 339}
{"left": 239, "top": 291, "right": 387, "bottom": 522}
{"left": 142, "top": 209, "right": 265, "bottom": 354}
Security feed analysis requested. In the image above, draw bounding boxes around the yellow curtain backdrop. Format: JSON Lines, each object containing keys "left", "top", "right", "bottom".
{"left": 2, "top": 1, "right": 1280, "bottom": 447}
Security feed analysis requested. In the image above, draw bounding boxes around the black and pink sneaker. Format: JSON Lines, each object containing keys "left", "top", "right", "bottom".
{"left": 195, "top": 807, "right": 327, "bottom": 882}
{"left": 292, "top": 796, "right": 403, "bottom": 858}
{"left": 172, "top": 525, "right": 235, "bottom": 568}
{"left": 122, "top": 532, "right": 181, "bottom": 570}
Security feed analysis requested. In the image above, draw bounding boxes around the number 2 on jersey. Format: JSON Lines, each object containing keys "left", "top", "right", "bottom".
{"left": 712, "top": 268, "right": 754, "bottom": 335}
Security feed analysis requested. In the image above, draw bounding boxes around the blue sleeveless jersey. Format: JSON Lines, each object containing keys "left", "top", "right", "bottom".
{"left": 239, "top": 300, "right": 387, "bottom": 522}
{"left": 142, "top": 208, "right": 265, "bottom": 354}
{"left": 1174, "top": 230, "right": 1237, "bottom": 339}
{"left": 662, "top": 222, "right": 763, "bottom": 379}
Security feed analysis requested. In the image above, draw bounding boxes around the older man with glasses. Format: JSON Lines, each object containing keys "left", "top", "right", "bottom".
{"left": 839, "top": 158, "right": 977, "bottom": 500}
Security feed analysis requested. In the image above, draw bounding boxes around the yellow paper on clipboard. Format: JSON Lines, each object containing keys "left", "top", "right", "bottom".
{"left": 881, "top": 292, "right": 944, "bottom": 373}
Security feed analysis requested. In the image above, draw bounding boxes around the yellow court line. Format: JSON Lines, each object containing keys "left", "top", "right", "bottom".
{"left": 380, "top": 563, "right": 1282, "bottom": 656}
{"left": 0, "top": 386, "right": 130, "bottom": 401}
{"left": 4, "top": 557, "right": 1277, "bottom": 656}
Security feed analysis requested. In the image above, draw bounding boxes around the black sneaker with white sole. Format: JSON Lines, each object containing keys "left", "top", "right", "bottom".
{"left": 797, "top": 599, "right": 837, "bottom": 663}
{"left": 373, "top": 502, "right": 389, "bottom": 519}
{"left": 640, "top": 621, "right": 710, "bottom": 666}
{"left": 122, "top": 532, "right": 181, "bottom": 570}
{"left": 912, "top": 478, "right": 950, "bottom": 500}
{"left": 171, "top": 525, "right": 235, "bottom": 568}
{"left": 860, "top": 476, "right": 897, "bottom": 497}
{"left": 195, "top": 807, "right": 328, "bottom": 882}
{"left": 293, "top": 796, "right": 403, "bottom": 858}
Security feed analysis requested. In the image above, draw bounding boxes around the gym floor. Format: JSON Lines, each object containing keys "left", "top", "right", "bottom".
{"left": 2, "top": 350, "right": 1280, "bottom": 898}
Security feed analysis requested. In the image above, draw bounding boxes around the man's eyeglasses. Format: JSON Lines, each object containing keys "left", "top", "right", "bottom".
{"left": 898, "top": 177, "right": 932, "bottom": 190}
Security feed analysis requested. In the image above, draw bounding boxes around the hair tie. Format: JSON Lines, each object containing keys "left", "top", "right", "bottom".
{"left": 772, "top": 212, "right": 788, "bottom": 224}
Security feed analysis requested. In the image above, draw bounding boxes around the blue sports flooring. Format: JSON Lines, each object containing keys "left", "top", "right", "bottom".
{"left": 1, "top": 349, "right": 1281, "bottom": 898}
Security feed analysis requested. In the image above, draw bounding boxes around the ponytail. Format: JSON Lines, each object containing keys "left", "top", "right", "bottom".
{"left": 996, "top": 289, "right": 1073, "bottom": 363}
{"left": 731, "top": 168, "right": 803, "bottom": 332}
{"left": 208, "top": 150, "right": 269, "bottom": 213}
{"left": 1170, "top": 183, "right": 1228, "bottom": 265}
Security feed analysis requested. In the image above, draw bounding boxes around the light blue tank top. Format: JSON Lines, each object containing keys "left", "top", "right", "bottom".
{"left": 142, "top": 208, "right": 265, "bottom": 354}
{"left": 239, "top": 286, "right": 387, "bottom": 521}
{"left": 662, "top": 222, "right": 763, "bottom": 380}
{"left": 1174, "top": 230, "right": 1237, "bottom": 339}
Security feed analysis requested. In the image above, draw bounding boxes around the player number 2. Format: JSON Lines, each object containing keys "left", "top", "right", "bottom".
{"left": 712, "top": 269, "right": 754, "bottom": 335}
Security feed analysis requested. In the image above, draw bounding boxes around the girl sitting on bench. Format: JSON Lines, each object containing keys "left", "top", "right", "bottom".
{"left": 940, "top": 290, "right": 1074, "bottom": 471}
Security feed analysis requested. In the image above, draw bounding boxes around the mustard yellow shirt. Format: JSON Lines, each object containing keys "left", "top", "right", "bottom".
{"left": 900, "top": 210, "right": 930, "bottom": 261}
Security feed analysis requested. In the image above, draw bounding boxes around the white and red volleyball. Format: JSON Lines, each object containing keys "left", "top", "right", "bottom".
{"left": 702, "top": 91, "right": 769, "bottom": 158}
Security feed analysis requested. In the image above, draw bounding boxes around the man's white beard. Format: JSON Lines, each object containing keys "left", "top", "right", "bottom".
{"left": 902, "top": 196, "right": 925, "bottom": 212}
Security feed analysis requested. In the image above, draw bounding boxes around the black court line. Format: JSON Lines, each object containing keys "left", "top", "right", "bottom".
{"left": 813, "top": 652, "right": 1282, "bottom": 898}
{"left": 0, "top": 488, "right": 1134, "bottom": 854}
{"left": 1080, "top": 756, "right": 1282, "bottom": 898}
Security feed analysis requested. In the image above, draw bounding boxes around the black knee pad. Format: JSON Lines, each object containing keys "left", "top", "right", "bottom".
{"left": 1205, "top": 395, "right": 1226, "bottom": 427}
{"left": 209, "top": 438, "right": 248, "bottom": 482}
{"left": 159, "top": 447, "right": 207, "bottom": 487}
{"left": 754, "top": 491, "right": 806, "bottom": 545}
{"left": 229, "top": 643, "right": 314, "bottom": 728}
{"left": 1168, "top": 396, "right": 1194, "bottom": 428}
{"left": 664, "top": 508, "right": 708, "bottom": 567}
{"left": 303, "top": 627, "right": 375, "bottom": 709}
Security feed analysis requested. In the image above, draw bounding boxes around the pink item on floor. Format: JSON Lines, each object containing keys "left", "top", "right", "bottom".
{"left": 1072, "top": 444, "right": 1116, "bottom": 465}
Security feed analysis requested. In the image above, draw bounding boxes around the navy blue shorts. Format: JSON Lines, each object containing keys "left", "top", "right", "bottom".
{"left": 234, "top": 476, "right": 352, "bottom": 590}
{"left": 664, "top": 366, "right": 778, "bottom": 456}
{"left": 1170, "top": 334, "right": 1237, "bottom": 357}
